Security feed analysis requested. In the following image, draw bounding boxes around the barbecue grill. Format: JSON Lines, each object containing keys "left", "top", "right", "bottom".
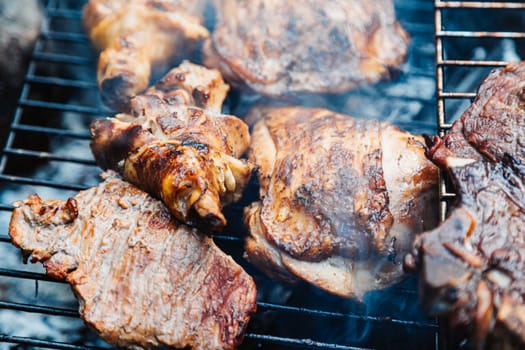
{"left": 0, "top": 0, "right": 521, "bottom": 349}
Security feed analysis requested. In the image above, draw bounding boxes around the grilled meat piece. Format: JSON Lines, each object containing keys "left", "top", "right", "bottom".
{"left": 244, "top": 106, "right": 438, "bottom": 299}
{"left": 90, "top": 61, "right": 253, "bottom": 232}
{"left": 8, "top": 172, "right": 257, "bottom": 350}
{"left": 83, "top": 0, "right": 209, "bottom": 111}
{"left": 405, "top": 62, "right": 525, "bottom": 349}
{"left": 203, "top": 0, "right": 409, "bottom": 96}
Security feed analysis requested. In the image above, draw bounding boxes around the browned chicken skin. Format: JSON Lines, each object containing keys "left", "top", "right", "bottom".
{"left": 8, "top": 172, "right": 257, "bottom": 350}
{"left": 83, "top": 0, "right": 209, "bottom": 111}
{"left": 244, "top": 106, "right": 438, "bottom": 299}
{"left": 204, "top": 0, "right": 409, "bottom": 96}
{"left": 90, "top": 62, "right": 253, "bottom": 232}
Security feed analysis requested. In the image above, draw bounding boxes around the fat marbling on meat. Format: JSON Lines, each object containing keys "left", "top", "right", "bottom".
{"left": 8, "top": 172, "right": 257, "bottom": 350}
{"left": 244, "top": 106, "right": 438, "bottom": 299}
{"left": 405, "top": 62, "right": 525, "bottom": 349}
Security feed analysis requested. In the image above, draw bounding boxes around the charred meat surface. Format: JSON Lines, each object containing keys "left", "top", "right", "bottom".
{"left": 90, "top": 61, "right": 253, "bottom": 232}
{"left": 8, "top": 172, "right": 257, "bottom": 350}
{"left": 203, "top": 0, "right": 409, "bottom": 96}
{"left": 83, "top": 0, "right": 209, "bottom": 111}
{"left": 405, "top": 62, "right": 525, "bottom": 349}
{"left": 244, "top": 106, "right": 438, "bottom": 299}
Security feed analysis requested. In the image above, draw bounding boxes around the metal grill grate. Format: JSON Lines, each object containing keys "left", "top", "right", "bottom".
{"left": 0, "top": 0, "right": 442, "bottom": 349}
{"left": 434, "top": 0, "right": 525, "bottom": 221}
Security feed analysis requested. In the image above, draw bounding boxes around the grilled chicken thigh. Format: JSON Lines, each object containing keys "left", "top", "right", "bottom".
{"left": 9, "top": 172, "right": 257, "bottom": 350}
{"left": 244, "top": 106, "right": 438, "bottom": 299}
{"left": 90, "top": 62, "right": 253, "bottom": 232}
{"left": 204, "top": 0, "right": 409, "bottom": 96}
{"left": 83, "top": 0, "right": 209, "bottom": 111}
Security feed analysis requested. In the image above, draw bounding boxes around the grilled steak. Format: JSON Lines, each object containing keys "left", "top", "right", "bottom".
{"left": 405, "top": 62, "right": 525, "bottom": 349}
{"left": 90, "top": 61, "right": 253, "bottom": 232}
{"left": 244, "top": 106, "right": 438, "bottom": 299}
{"left": 8, "top": 172, "right": 257, "bottom": 350}
{"left": 203, "top": 0, "right": 409, "bottom": 97}
{"left": 83, "top": 0, "right": 209, "bottom": 111}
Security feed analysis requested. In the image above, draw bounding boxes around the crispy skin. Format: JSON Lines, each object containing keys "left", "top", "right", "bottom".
{"left": 203, "top": 0, "right": 409, "bottom": 96}
{"left": 244, "top": 106, "right": 438, "bottom": 299}
{"left": 8, "top": 172, "right": 257, "bottom": 350}
{"left": 83, "top": 0, "right": 209, "bottom": 111}
{"left": 90, "top": 62, "right": 253, "bottom": 232}
{"left": 405, "top": 63, "right": 525, "bottom": 349}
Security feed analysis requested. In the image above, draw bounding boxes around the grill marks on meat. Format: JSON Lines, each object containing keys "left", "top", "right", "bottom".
{"left": 203, "top": 0, "right": 410, "bottom": 96}
{"left": 83, "top": 0, "right": 209, "bottom": 111}
{"left": 8, "top": 172, "right": 257, "bottom": 350}
{"left": 90, "top": 62, "right": 253, "bottom": 232}
{"left": 244, "top": 106, "right": 438, "bottom": 299}
{"left": 405, "top": 62, "right": 525, "bottom": 349}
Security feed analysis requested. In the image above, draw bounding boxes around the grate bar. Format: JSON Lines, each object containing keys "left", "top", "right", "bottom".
{"left": 395, "top": 0, "right": 433, "bottom": 11}
{"left": 46, "top": 8, "right": 83, "bottom": 19}
{"left": 434, "top": 4, "right": 447, "bottom": 348}
{"left": 0, "top": 268, "right": 65, "bottom": 283}
{"left": 401, "top": 22, "right": 434, "bottom": 35}
{"left": 438, "top": 92, "right": 477, "bottom": 99}
{"left": 32, "top": 52, "right": 95, "bottom": 65}
{"left": 0, "top": 205, "right": 13, "bottom": 212}
{"left": 0, "top": 301, "right": 78, "bottom": 318}
{"left": 0, "top": 175, "right": 89, "bottom": 191}
{"left": 436, "top": 30, "right": 525, "bottom": 39}
{"left": 42, "top": 31, "right": 89, "bottom": 42}
{"left": 11, "top": 124, "right": 91, "bottom": 139}
{"left": 3, "top": 148, "right": 95, "bottom": 165}
{"left": 257, "top": 302, "right": 437, "bottom": 329}
{"left": 409, "top": 68, "right": 436, "bottom": 78}
{"left": 0, "top": 335, "right": 109, "bottom": 350}
{"left": 245, "top": 334, "right": 371, "bottom": 350}
{"left": 26, "top": 75, "right": 97, "bottom": 89}
{"left": 436, "top": 1, "right": 525, "bottom": 9}
{"left": 211, "top": 234, "right": 243, "bottom": 242}
{"left": 18, "top": 99, "right": 107, "bottom": 115}
{"left": 0, "top": 26, "right": 48, "bottom": 174}
{"left": 437, "top": 59, "right": 512, "bottom": 67}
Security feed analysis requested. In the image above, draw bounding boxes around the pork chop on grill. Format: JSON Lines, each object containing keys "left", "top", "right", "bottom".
{"left": 244, "top": 106, "right": 438, "bottom": 299}
{"left": 404, "top": 62, "right": 525, "bottom": 349}
{"left": 203, "top": 0, "right": 410, "bottom": 97}
{"left": 90, "top": 61, "right": 253, "bottom": 232}
{"left": 83, "top": 0, "right": 209, "bottom": 111}
{"left": 8, "top": 171, "right": 257, "bottom": 350}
